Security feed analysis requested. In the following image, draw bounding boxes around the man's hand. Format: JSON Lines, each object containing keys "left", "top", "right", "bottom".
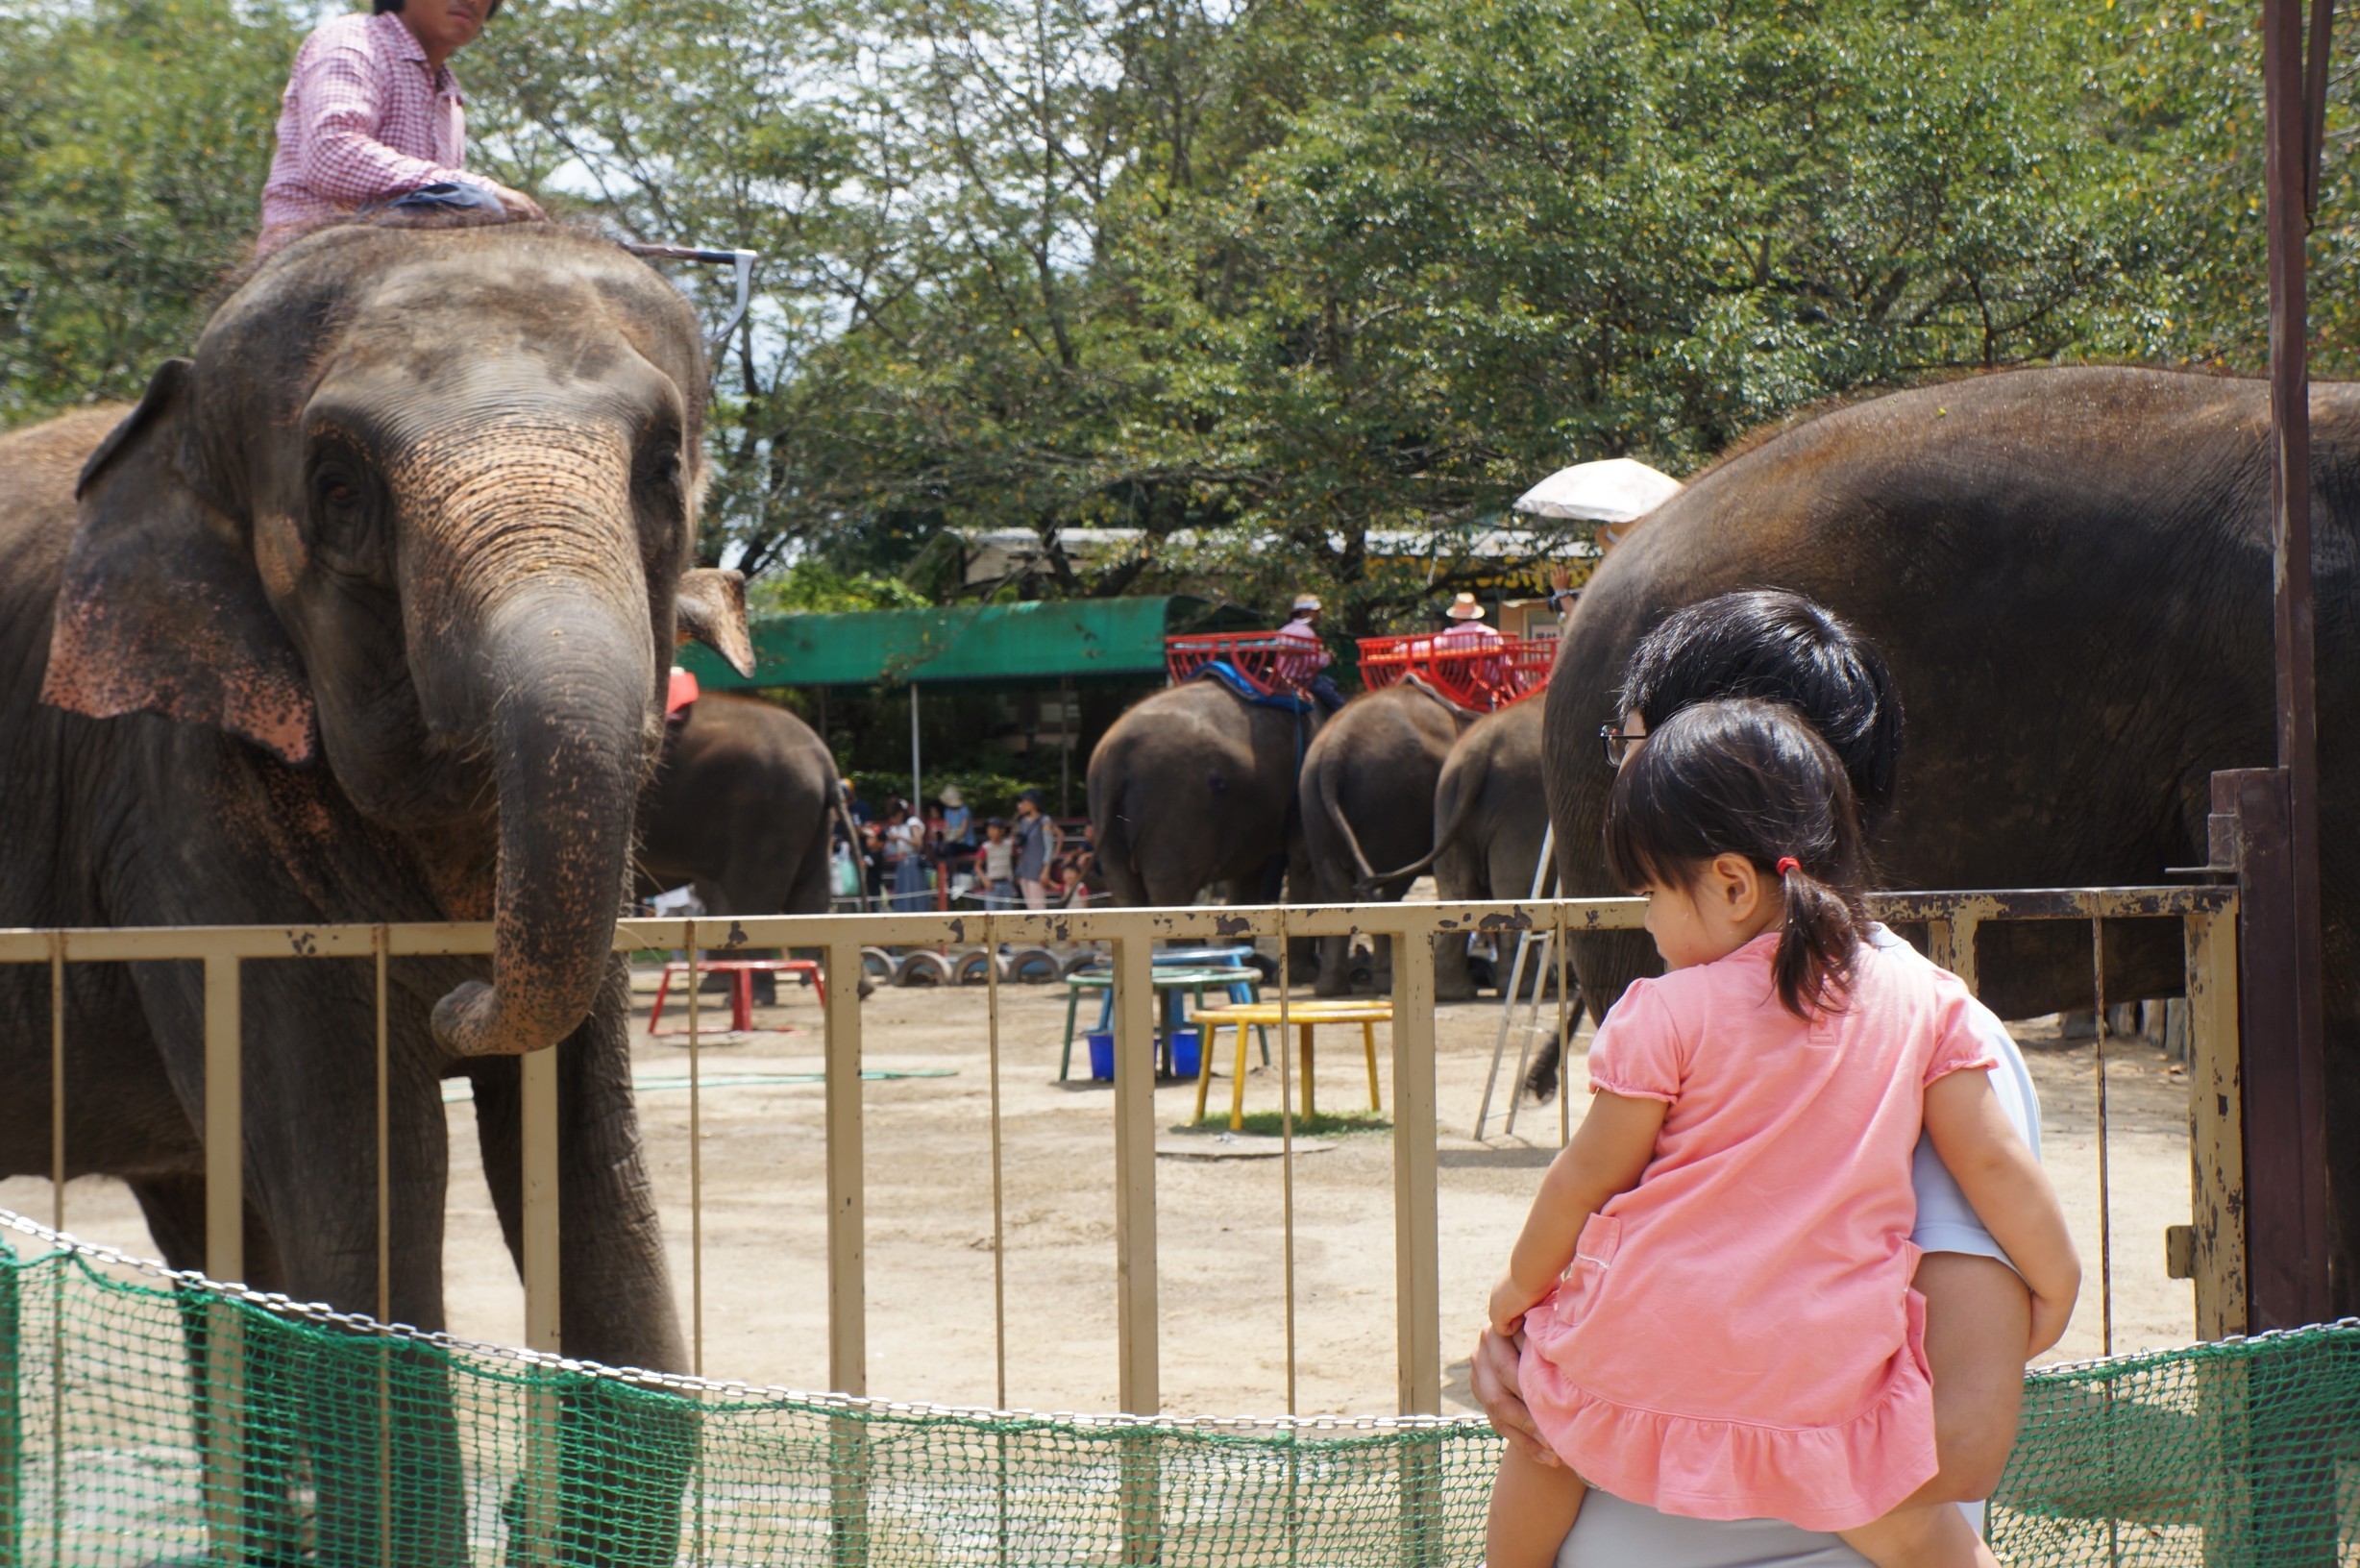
{"left": 488, "top": 183, "right": 547, "bottom": 221}
{"left": 1470, "top": 1326, "right": 1556, "bottom": 1465}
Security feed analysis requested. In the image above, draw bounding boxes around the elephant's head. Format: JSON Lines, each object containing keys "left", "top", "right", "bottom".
{"left": 41, "top": 218, "right": 754, "bottom": 1058}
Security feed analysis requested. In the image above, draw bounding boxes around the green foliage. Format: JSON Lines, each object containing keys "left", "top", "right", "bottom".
{"left": 0, "top": 0, "right": 2342, "bottom": 625}
{"left": 0, "top": 0, "right": 298, "bottom": 422}
{"left": 745, "top": 557, "right": 933, "bottom": 615}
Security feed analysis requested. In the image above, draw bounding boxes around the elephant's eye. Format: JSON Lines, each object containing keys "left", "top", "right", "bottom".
{"left": 314, "top": 473, "right": 359, "bottom": 513}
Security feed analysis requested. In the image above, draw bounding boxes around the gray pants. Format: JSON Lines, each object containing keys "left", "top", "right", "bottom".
{"left": 1558, "top": 1492, "right": 1870, "bottom": 1568}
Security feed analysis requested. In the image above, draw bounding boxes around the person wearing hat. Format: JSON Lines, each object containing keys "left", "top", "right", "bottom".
{"left": 1272, "top": 594, "right": 1345, "bottom": 714}
{"left": 1435, "top": 592, "right": 1510, "bottom": 702}
{"left": 258, "top": 0, "right": 546, "bottom": 256}
{"left": 939, "top": 785, "right": 973, "bottom": 850}
{"left": 1012, "top": 789, "right": 1063, "bottom": 910}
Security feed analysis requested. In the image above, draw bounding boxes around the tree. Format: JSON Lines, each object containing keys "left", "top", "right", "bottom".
{"left": 0, "top": 0, "right": 298, "bottom": 423}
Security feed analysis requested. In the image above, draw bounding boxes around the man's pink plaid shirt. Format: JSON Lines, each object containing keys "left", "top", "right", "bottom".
{"left": 258, "top": 11, "right": 481, "bottom": 251}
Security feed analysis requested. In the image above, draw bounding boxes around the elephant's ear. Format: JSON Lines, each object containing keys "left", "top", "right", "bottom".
{"left": 676, "top": 567, "right": 754, "bottom": 677}
{"left": 41, "top": 359, "right": 318, "bottom": 764}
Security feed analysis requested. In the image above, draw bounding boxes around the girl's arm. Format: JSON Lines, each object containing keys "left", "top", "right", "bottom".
{"left": 1923, "top": 1068, "right": 2082, "bottom": 1356}
{"left": 1489, "top": 1090, "right": 1666, "bottom": 1335}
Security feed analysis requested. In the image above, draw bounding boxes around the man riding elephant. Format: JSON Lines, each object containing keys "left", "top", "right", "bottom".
{"left": 258, "top": 0, "right": 544, "bottom": 255}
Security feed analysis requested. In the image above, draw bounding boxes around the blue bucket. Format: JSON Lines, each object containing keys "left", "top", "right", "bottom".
{"left": 1087, "top": 1028, "right": 1201, "bottom": 1081}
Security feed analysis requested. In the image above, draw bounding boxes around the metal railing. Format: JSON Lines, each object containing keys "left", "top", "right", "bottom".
{"left": 5, "top": 883, "right": 2244, "bottom": 1419}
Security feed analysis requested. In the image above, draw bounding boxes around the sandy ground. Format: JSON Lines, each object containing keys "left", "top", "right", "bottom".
{"left": 2, "top": 955, "right": 2196, "bottom": 1419}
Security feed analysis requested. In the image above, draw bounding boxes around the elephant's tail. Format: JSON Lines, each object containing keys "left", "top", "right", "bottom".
{"left": 1314, "top": 750, "right": 1384, "bottom": 893}
{"left": 1359, "top": 743, "right": 1490, "bottom": 894}
{"left": 1087, "top": 766, "right": 1140, "bottom": 902}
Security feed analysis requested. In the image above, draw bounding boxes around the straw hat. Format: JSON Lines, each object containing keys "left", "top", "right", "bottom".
{"left": 939, "top": 785, "right": 965, "bottom": 807}
{"left": 1291, "top": 593, "right": 1323, "bottom": 613}
{"left": 1445, "top": 593, "right": 1486, "bottom": 621}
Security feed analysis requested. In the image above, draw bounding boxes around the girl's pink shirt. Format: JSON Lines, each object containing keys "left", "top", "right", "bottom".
{"left": 1519, "top": 931, "right": 1996, "bottom": 1531}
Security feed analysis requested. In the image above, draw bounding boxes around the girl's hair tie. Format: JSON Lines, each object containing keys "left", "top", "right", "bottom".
{"left": 1775, "top": 857, "right": 1800, "bottom": 877}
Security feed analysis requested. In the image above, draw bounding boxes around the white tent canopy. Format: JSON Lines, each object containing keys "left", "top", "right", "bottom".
{"left": 1512, "top": 457, "right": 1682, "bottom": 525}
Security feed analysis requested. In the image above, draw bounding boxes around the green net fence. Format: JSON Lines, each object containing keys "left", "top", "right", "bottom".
{"left": 2, "top": 1210, "right": 2357, "bottom": 1567}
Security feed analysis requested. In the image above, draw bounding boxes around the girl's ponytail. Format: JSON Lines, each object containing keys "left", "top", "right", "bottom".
{"left": 1602, "top": 698, "right": 1873, "bottom": 1019}
{"left": 1771, "top": 855, "right": 1869, "bottom": 1018}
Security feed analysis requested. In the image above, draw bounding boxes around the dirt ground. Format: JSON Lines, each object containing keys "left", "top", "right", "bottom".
{"left": 1, "top": 948, "right": 2198, "bottom": 1419}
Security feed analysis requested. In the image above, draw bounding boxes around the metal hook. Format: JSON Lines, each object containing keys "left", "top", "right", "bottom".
{"left": 623, "top": 243, "right": 760, "bottom": 367}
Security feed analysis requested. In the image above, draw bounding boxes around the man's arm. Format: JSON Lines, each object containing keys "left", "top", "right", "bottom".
{"left": 295, "top": 39, "right": 475, "bottom": 206}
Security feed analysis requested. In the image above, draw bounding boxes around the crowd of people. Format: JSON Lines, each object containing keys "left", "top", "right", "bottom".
{"left": 837, "top": 783, "right": 1095, "bottom": 912}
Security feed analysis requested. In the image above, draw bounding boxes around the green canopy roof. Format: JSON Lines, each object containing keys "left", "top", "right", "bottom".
{"left": 680, "top": 595, "right": 1235, "bottom": 689}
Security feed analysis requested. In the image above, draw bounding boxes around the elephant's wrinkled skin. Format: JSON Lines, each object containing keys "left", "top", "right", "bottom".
{"left": 1540, "top": 366, "right": 2360, "bottom": 1301}
{"left": 1088, "top": 680, "right": 1321, "bottom": 961}
{"left": 1298, "top": 682, "right": 1469, "bottom": 993}
{"left": 638, "top": 693, "right": 843, "bottom": 920}
{"left": 0, "top": 219, "right": 749, "bottom": 1558}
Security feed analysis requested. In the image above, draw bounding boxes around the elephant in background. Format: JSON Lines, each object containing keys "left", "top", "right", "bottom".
{"left": 1370, "top": 697, "right": 1553, "bottom": 1001}
{"left": 638, "top": 692, "right": 844, "bottom": 919}
{"left": 1088, "top": 677, "right": 1322, "bottom": 971}
{"left": 0, "top": 214, "right": 751, "bottom": 1560}
{"left": 637, "top": 691, "right": 848, "bottom": 1003}
{"left": 1540, "top": 367, "right": 2360, "bottom": 1299}
{"left": 1298, "top": 682, "right": 1469, "bottom": 993}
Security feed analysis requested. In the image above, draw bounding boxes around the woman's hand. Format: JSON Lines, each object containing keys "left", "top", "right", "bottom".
{"left": 1471, "top": 1326, "right": 1558, "bottom": 1466}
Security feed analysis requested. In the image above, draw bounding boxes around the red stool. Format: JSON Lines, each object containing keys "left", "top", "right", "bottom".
{"left": 650, "top": 958, "right": 824, "bottom": 1034}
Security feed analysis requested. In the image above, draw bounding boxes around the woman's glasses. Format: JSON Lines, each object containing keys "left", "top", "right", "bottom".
{"left": 1599, "top": 723, "right": 1644, "bottom": 768}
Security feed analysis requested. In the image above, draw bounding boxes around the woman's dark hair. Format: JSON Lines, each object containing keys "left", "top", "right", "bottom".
{"left": 1603, "top": 698, "right": 1871, "bottom": 1017}
{"left": 1615, "top": 591, "right": 1902, "bottom": 831}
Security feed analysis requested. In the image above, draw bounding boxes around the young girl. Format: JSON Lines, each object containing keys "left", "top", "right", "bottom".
{"left": 1487, "top": 699, "right": 2077, "bottom": 1568}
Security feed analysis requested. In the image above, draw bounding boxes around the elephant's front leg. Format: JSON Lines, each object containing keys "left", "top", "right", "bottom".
{"left": 468, "top": 959, "right": 694, "bottom": 1567}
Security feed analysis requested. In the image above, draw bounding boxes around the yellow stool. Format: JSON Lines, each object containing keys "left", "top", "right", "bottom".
{"left": 1193, "top": 1000, "right": 1389, "bottom": 1130}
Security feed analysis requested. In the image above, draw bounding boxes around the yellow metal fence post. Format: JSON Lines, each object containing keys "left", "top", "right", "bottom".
{"left": 1111, "top": 931, "right": 1161, "bottom": 1566}
{"left": 824, "top": 937, "right": 869, "bottom": 1568}
{"left": 200, "top": 953, "right": 247, "bottom": 1566}
{"left": 1390, "top": 909, "right": 1442, "bottom": 1567}
{"left": 518, "top": 1043, "right": 561, "bottom": 1568}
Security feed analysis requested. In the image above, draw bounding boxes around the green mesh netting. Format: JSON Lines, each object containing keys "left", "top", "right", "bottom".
{"left": 2, "top": 1213, "right": 2356, "bottom": 1567}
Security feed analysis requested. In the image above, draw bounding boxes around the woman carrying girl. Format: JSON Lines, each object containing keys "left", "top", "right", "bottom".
{"left": 1487, "top": 698, "right": 2077, "bottom": 1568}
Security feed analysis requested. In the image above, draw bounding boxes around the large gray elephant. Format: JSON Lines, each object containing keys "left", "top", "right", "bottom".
{"left": 1539, "top": 366, "right": 2360, "bottom": 1302}
{"left": 1298, "top": 682, "right": 1469, "bottom": 993}
{"left": 638, "top": 692, "right": 843, "bottom": 919}
{"left": 0, "top": 214, "right": 750, "bottom": 1558}
{"left": 1088, "top": 677, "right": 1321, "bottom": 967}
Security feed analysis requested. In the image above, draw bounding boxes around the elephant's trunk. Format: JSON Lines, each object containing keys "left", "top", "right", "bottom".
{"left": 401, "top": 426, "right": 660, "bottom": 1059}
{"left": 430, "top": 590, "right": 652, "bottom": 1057}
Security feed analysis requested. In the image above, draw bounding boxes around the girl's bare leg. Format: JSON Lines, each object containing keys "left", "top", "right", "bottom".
{"left": 1836, "top": 1500, "right": 1999, "bottom": 1568}
{"left": 1487, "top": 1445, "right": 1586, "bottom": 1568}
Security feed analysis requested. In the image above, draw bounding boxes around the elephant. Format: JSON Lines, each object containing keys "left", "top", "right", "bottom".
{"left": 0, "top": 213, "right": 752, "bottom": 1559}
{"left": 637, "top": 691, "right": 848, "bottom": 1002}
{"left": 638, "top": 691, "right": 845, "bottom": 920}
{"left": 1538, "top": 365, "right": 2360, "bottom": 1302}
{"left": 1087, "top": 676, "right": 1323, "bottom": 970}
{"left": 1365, "top": 697, "right": 1554, "bottom": 1001}
{"left": 1297, "top": 682, "right": 1470, "bottom": 993}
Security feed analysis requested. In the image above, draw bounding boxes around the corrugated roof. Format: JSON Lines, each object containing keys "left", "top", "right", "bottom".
{"left": 679, "top": 595, "right": 1212, "bottom": 688}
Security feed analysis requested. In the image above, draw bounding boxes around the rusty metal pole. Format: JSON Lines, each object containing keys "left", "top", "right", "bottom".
{"left": 2249, "top": 0, "right": 2334, "bottom": 1333}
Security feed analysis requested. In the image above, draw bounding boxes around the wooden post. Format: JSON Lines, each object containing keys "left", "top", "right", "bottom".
{"left": 518, "top": 1046, "right": 561, "bottom": 1568}
{"left": 2258, "top": 0, "right": 2332, "bottom": 1333}
{"left": 2185, "top": 908, "right": 2249, "bottom": 1340}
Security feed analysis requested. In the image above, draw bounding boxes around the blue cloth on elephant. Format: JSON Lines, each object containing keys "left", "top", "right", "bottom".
{"left": 1192, "top": 659, "right": 1316, "bottom": 714}
{"left": 381, "top": 181, "right": 505, "bottom": 216}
